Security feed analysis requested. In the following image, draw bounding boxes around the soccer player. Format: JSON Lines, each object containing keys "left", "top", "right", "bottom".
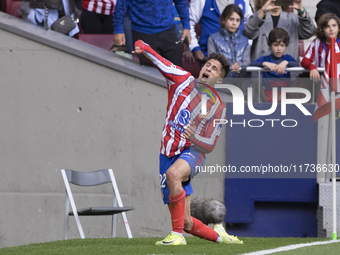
{"left": 133, "top": 40, "right": 243, "bottom": 245}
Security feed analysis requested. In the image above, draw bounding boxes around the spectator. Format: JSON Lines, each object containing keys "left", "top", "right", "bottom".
{"left": 187, "top": 0, "right": 253, "bottom": 63}
{"left": 21, "top": 0, "right": 79, "bottom": 36}
{"left": 208, "top": 4, "right": 250, "bottom": 77}
{"left": 243, "top": 0, "right": 315, "bottom": 63}
{"left": 113, "top": 0, "right": 191, "bottom": 67}
{"left": 301, "top": 13, "right": 340, "bottom": 82}
{"left": 81, "top": 0, "right": 116, "bottom": 34}
{"left": 315, "top": 0, "right": 340, "bottom": 23}
{"left": 249, "top": 28, "right": 299, "bottom": 102}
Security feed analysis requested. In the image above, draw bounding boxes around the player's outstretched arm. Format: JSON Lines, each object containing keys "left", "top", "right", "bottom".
{"left": 133, "top": 40, "right": 190, "bottom": 83}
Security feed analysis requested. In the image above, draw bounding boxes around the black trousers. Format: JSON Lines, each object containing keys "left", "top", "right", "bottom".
{"left": 80, "top": 9, "right": 114, "bottom": 34}
{"left": 132, "top": 24, "right": 183, "bottom": 67}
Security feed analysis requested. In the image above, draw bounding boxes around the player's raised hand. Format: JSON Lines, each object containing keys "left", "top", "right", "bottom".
{"left": 132, "top": 47, "right": 142, "bottom": 55}
{"left": 132, "top": 40, "right": 145, "bottom": 54}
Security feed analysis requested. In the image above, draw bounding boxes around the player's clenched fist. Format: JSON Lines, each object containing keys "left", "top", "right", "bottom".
{"left": 132, "top": 40, "right": 145, "bottom": 54}
{"left": 182, "top": 123, "right": 196, "bottom": 140}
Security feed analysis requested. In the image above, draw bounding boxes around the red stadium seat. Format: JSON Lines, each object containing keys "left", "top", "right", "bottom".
{"left": 78, "top": 34, "right": 113, "bottom": 51}
{"left": 6, "top": 0, "right": 21, "bottom": 18}
{"left": 182, "top": 59, "right": 201, "bottom": 78}
{"left": 298, "top": 40, "right": 305, "bottom": 58}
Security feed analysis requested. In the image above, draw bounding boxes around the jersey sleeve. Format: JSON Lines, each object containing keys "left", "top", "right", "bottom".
{"left": 113, "top": 0, "right": 126, "bottom": 34}
{"left": 135, "top": 40, "right": 191, "bottom": 84}
{"left": 174, "top": 0, "right": 190, "bottom": 29}
{"left": 191, "top": 106, "right": 226, "bottom": 153}
{"left": 249, "top": 56, "right": 267, "bottom": 67}
{"left": 301, "top": 40, "right": 317, "bottom": 70}
{"left": 188, "top": 0, "right": 204, "bottom": 52}
{"left": 285, "top": 55, "right": 299, "bottom": 67}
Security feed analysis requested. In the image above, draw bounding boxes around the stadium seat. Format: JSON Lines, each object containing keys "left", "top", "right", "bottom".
{"left": 182, "top": 58, "right": 201, "bottom": 78}
{"left": 298, "top": 40, "right": 305, "bottom": 58}
{"left": 78, "top": 34, "right": 113, "bottom": 51}
{"left": 61, "top": 169, "right": 134, "bottom": 239}
{"left": 5, "top": 0, "right": 21, "bottom": 18}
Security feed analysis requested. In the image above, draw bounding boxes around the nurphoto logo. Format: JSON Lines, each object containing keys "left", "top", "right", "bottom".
{"left": 200, "top": 84, "right": 312, "bottom": 128}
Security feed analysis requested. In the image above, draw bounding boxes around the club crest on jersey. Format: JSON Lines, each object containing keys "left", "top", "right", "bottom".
{"left": 178, "top": 109, "right": 190, "bottom": 126}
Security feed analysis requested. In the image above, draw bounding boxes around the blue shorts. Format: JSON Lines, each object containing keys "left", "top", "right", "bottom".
{"left": 159, "top": 148, "right": 206, "bottom": 204}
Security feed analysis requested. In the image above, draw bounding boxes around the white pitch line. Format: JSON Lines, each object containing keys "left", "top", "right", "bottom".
{"left": 241, "top": 239, "right": 340, "bottom": 255}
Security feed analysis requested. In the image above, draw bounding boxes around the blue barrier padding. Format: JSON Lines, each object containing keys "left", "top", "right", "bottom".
{"left": 225, "top": 201, "right": 317, "bottom": 237}
{"left": 224, "top": 103, "right": 318, "bottom": 237}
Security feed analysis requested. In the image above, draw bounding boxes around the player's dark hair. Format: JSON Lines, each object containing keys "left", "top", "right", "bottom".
{"left": 220, "top": 4, "right": 243, "bottom": 29}
{"left": 267, "top": 27, "right": 290, "bottom": 46}
{"left": 207, "top": 53, "right": 230, "bottom": 78}
{"left": 315, "top": 13, "right": 340, "bottom": 41}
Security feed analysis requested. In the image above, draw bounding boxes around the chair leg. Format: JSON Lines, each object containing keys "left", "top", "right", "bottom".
{"left": 111, "top": 214, "right": 117, "bottom": 238}
{"left": 109, "top": 169, "right": 133, "bottom": 238}
{"left": 64, "top": 195, "right": 70, "bottom": 240}
{"left": 73, "top": 212, "right": 85, "bottom": 239}
{"left": 62, "top": 170, "right": 86, "bottom": 239}
{"left": 121, "top": 212, "right": 133, "bottom": 238}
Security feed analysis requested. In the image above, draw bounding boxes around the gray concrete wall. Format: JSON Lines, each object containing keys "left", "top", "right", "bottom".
{"left": 0, "top": 13, "right": 226, "bottom": 248}
{"left": 0, "top": 0, "right": 328, "bottom": 246}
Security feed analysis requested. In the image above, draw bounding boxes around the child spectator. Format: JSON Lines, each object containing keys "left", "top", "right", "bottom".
{"left": 243, "top": 0, "right": 315, "bottom": 63}
{"left": 301, "top": 13, "right": 340, "bottom": 82}
{"left": 187, "top": 0, "right": 253, "bottom": 62}
{"left": 207, "top": 4, "right": 250, "bottom": 78}
{"left": 250, "top": 28, "right": 299, "bottom": 102}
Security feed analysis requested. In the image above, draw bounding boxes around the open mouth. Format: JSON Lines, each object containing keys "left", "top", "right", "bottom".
{"left": 202, "top": 73, "right": 209, "bottom": 79}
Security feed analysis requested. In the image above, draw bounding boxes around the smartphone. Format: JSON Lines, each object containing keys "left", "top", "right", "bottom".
{"left": 275, "top": 0, "right": 294, "bottom": 6}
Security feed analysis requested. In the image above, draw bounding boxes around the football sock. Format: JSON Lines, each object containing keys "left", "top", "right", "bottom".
{"left": 185, "top": 216, "right": 219, "bottom": 242}
{"left": 169, "top": 189, "right": 186, "bottom": 234}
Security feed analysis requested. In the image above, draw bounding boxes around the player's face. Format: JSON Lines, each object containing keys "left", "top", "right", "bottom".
{"left": 270, "top": 41, "right": 286, "bottom": 58}
{"left": 224, "top": 12, "right": 241, "bottom": 33}
{"left": 198, "top": 59, "right": 223, "bottom": 85}
{"left": 323, "top": 19, "right": 339, "bottom": 42}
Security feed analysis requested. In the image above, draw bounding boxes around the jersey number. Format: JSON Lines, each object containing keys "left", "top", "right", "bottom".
{"left": 159, "top": 173, "right": 166, "bottom": 188}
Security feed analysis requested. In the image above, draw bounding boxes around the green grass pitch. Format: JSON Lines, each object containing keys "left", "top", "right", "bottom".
{"left": 0, "top": 237, "right": 339, "bottom": 255}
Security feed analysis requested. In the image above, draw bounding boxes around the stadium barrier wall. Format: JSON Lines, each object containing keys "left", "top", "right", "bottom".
{"left": 0, "top": 12, "right": 226, "bottom": 248}
{"left": 0, "top": 11, "right": 332, "bottom": 247}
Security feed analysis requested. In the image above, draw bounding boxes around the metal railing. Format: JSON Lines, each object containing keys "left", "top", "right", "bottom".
{"left": 241, "top": 67, "right": 325, "bottom": 103}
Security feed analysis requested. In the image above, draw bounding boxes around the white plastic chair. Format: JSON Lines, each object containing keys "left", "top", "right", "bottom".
{"left": 61, "top": 169, "right": 134, "bottom": 239}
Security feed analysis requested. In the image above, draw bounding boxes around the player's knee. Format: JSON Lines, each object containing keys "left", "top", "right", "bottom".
{"left": 166, "top": 167, "right": 181, "bottom": 183}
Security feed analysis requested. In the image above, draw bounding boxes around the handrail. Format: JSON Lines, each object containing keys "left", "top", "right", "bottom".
{"left": 241, "top": 67, "right": 325, "bottom": 72}
{"left": 236, "top": 67, "right": 325, "bottom": 103}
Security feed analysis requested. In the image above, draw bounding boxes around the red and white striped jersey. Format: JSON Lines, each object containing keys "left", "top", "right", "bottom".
{"left": 312, "top": 37, "right": 340, "bottom": 121}
{"left": 135, "top": 40, "right": 226, "bottom": 157}
{"left": 83, "top": 0, "right": 116, "bottom": 15}
{"left": 302, "top": 38, "right": 340, "bottom": 70}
